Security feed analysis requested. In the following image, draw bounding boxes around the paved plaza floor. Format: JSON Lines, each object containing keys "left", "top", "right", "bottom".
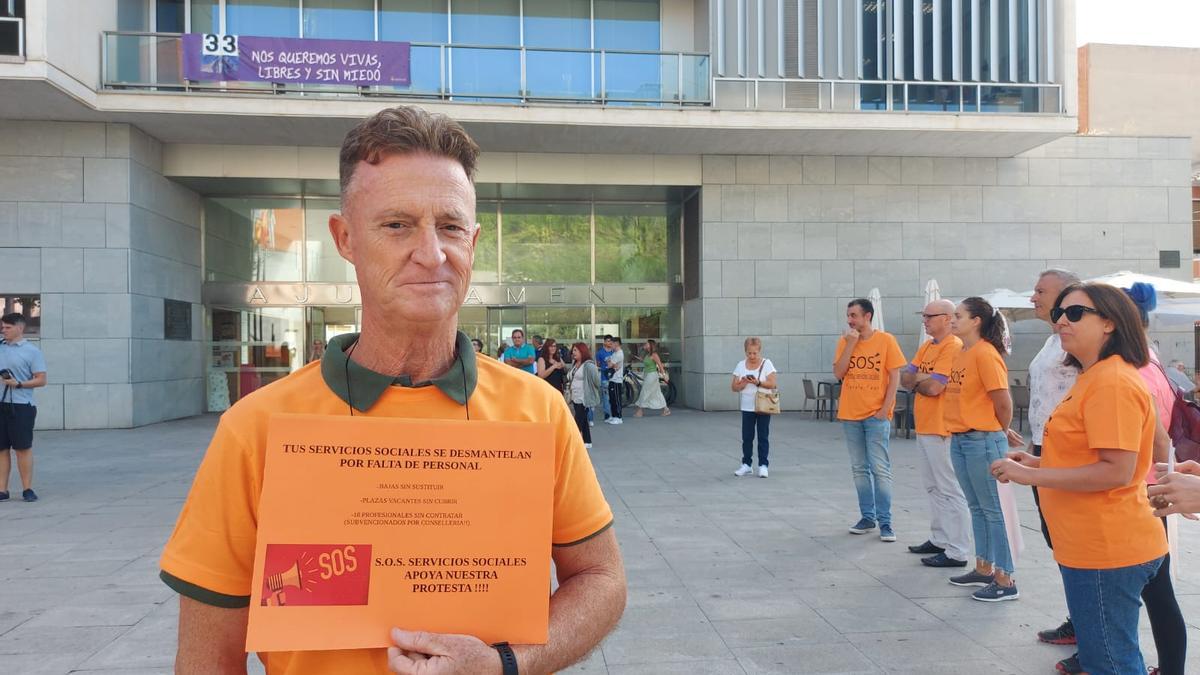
{"left": 2, "top": 410, "right": 1200, "bottom": 674}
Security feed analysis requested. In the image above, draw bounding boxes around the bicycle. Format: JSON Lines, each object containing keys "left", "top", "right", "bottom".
{"left": 622, "top": 365, "right": 677, "bottom": 409}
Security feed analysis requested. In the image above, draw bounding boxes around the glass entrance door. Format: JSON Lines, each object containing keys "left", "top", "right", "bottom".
{"left": 306, "top": 306, "right": 361, "bottom": 363}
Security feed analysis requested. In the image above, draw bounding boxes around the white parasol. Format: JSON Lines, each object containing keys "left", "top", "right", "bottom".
{"left": 918, "top": 279, "right": 942, "bottom": 350}
{"left": 868, "top": 287, "right": 884, "bottom": 331}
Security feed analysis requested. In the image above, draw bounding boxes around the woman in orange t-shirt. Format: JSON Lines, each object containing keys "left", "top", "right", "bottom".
{"left": 942, "top": 296, "right": 1021, "bottom": 603}
{"left": 992, "top": 283, "right": 1168, "bottom": 675}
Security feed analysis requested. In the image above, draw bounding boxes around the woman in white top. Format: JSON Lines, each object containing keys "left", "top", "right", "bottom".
{"left": 732, "top": 337, "right": 778, "bottom": 478}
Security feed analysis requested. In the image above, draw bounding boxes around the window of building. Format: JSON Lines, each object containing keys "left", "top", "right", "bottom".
{"left": 450, "top": 0, "right": 520, "bottom": 99}
{"left": 225, "top": 0, "right": 300, "bottom": 38}
{"left": 0, "top": 295, "right": 39, "bottom": 338}
{"left": 524, "top": 0, "right": 591, "bottom": 99}
{"left": 500, "top": 202, "right": 591, "bottom": 284}
{"left": 0, "top": 0, "right": 24, "bottom": 57}
{"left": 595, "top": 203, "right": 673, "bottom": 284}
{"left": 303, "top": 0, "right": 374, "bottom": 40}
{"left": 205, "top": 198, "right": 304, "bottom": 282}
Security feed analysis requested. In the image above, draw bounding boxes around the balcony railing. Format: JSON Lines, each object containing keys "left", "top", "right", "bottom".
{"left": 0, "top": 16, "right": 23, "bottom": 59}
{"left": 713, "top": 77, "right": 1064, "bottom": 114}
{"left": 101, "top": 31, "right": 711, "bottom": 107}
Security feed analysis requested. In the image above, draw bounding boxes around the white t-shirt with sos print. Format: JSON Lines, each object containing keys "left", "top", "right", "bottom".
{"left": 733, "top": 358, "right": 777, "bottom": 412}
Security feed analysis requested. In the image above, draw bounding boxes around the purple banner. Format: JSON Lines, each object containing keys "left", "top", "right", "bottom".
{"left": 182, "top": 34, "right": 410, "bottom": 86}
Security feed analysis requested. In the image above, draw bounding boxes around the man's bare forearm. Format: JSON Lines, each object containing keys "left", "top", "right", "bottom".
{"left": 515, "top": 532, "right": 626, "bottom": 675}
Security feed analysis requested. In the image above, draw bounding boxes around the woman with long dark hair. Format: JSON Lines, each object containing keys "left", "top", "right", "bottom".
{"left": 993, "top": 283, "right": 1168, "bottom": 675}
{"left": 565, "top": 342, "right": 602, "bottom": 449}
{"left": 536, "top": 338, "right": 566, "bottom": 395}
{"left": 943, "top": 296, "right": 1021, "bottom": 602}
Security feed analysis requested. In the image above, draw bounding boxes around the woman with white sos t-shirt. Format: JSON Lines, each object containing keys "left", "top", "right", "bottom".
{"left": 732, "top": 337, "right": 778, "bottom": 478}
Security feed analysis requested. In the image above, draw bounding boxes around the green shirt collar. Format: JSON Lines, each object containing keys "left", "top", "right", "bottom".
{"left": 320, "top": 331, "right": 477, "bottom": 412}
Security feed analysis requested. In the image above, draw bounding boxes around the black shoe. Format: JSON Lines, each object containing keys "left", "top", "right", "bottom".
{"left": 948, "top": 569, "right": 994, "bottom": 587}
{"left": 907, "top": 540, "right": 945, "bottom": 555}
{"left": 0, "top": 491, "right": 8, "bottom": 501}
{"left": 1055, "top": 653, "right": 1082, "bottom": 674}
{"left": 921, "top": 552, "right": 968, "bottom": 568}
{"left": 22, "top": 488, "right": 37, "bottom": 502}
{"left": 1038, "top": 617, "right": 1076, "bottom": 645}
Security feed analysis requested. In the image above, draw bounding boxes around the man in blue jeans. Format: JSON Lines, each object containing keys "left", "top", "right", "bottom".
{"left": 832, "top": 299, "right": 907, "bottom": 543}
{"left": 596, "top": 335, "right": 614, "bottom": 420}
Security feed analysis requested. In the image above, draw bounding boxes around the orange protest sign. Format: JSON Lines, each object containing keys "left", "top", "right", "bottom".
{"left": 246, "top": 413, "right": 554, "bottom": 652}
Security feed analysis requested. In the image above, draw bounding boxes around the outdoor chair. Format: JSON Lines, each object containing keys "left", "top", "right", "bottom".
{"left": 800, "top": 379, "right": 821, "bottom": 418}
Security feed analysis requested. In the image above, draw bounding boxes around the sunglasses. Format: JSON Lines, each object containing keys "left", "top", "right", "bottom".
{"left": 920, "top": 313, "right": 949, "bottom": 320}
{"left": 1050, "top": 305, "right": 1102, "bottom": 323}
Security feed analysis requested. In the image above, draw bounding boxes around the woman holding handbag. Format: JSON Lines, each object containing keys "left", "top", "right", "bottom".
{"left": 633, "top": 339, "right": 671, "bottom": 418}
{"left": 732, "top": 337, "right": 778, "bottom": 478}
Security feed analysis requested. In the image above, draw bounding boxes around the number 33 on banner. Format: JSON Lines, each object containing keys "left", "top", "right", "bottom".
{"left": 202, "top": 33, "right": 238, "bottom": 56}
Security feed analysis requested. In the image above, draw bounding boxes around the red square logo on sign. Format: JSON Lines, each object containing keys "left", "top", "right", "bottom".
{"left": 261, "top": 544, "right": 372, "bottom": 607}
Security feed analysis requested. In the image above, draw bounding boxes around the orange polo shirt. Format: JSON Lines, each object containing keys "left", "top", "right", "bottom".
{"left": 908, "top": 335, "right": 964, "bottom": 437}
{"left": 159, "top": 346, "right": 612, "bottom": 674}
{"left": 834, "top": 331, "right": 907, "bottom": 421}
{"left": 1039, "top": 355, "right": 1167, "bottom": 569}
{"left": 943, "top": 340, "right": 1008, "bottom": 433}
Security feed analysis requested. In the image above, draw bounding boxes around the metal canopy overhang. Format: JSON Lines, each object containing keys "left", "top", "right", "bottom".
{"left": 0, "top": 75, "right": 1077, "bottom": 158}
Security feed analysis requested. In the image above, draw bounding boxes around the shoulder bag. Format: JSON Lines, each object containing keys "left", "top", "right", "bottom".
{"left": 753, "top": 362, "right": 780, "bottom": 415}
{"left": 1153, "top": 361, "right": 1200, "bottom": 463}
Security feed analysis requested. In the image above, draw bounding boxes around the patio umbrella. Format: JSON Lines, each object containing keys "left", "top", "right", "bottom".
{"left": 918, "top": 279, "right": 941, "bottom": 350}
{"left": 980, "top": 288, "right": 1036, "bottom": 322}
{"left": 868, "top": 287, "right": 884, "bottom": 331}
{"left": 985, "top": 271, "right": 1200, "bottom": 325}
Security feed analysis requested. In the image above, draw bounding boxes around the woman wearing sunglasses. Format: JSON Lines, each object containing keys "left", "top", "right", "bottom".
{"left": 992, "top": 283, "right": 1167, "bottom": 675}
{"left": 942, "top": 296, "right": 1021, "bottom": 602}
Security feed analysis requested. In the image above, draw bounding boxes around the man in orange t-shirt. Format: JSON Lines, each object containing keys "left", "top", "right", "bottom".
{"left": 160, "top": 106, "right": 626, "bottom": 675}
{"left": 833, "top": 298, "right": 907, "bottom": 542}
{"left": 900, "top": 299, "right": 971, "bottom": 567}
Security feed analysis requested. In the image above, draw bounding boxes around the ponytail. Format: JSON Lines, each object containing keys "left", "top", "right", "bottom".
{"left": 962, "top": 296, "right": 1009, "bottom": 357}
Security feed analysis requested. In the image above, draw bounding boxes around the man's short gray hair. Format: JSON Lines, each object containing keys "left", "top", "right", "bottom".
{"left": 1038, "top": 268, "right": 1080, "bottom": 286}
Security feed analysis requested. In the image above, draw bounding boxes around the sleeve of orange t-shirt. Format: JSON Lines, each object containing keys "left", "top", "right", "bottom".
{"left": 1083, "top": 378, "right": 1151, "bottom": 454}
{"left": 885, "top": 335, "right": 906, "bottom": 371}
{"left": 833, "top": 337, "right": 846, "bottom": 366}
{"left": 977, "top": 346, "right": 1009, "bottom": 392}
{"left": 159, "top": 416, "right": 261, "bottom": 601}
{"left": 549, "top": 396, "right": 614, "bottom": 546}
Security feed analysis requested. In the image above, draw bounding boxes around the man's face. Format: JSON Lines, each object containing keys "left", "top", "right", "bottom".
{"left": 921, "top": 302, "right": 953, "bottom": 339}
{"left": 0, "top": 321, "right": 23, "bottom": 342}
{"left": 604, "top": 338, "right": 614, "bottom": 350}
{"left": 330, "top": 152, "right": 478, "bottom": 326}
{"left": 512, "top": 331, "right": 525, "bottom": 348}
{"left": 1031, "top": 274, "right": 1066, "bottom": 324}
{"left": 846, "top": 306, "right": 870, "bottom": 332}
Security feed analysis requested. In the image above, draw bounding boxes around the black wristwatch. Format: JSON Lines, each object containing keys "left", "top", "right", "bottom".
{"left": 14, "top": 382, "right": 21, "bottom": 389}
{"left": 491, "top": 641, "right": 518, "bottom": 675}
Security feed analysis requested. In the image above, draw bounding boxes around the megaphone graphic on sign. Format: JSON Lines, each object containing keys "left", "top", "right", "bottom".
{"left": 264, "top": 561, "right": 305, "bottom": 606}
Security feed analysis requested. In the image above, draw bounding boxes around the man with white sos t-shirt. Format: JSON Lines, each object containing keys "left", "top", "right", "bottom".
{"left": 732, "top": 337, "right": 778, "bottom": 478}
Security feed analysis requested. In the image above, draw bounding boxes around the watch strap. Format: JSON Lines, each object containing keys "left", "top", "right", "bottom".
{"left": 491, "top": 641, "right": 518, "bottom": 675}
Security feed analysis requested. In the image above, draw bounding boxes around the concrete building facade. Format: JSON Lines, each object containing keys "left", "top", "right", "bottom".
{"left": 0, "top": 0, "right": 1193, "bottom": 427}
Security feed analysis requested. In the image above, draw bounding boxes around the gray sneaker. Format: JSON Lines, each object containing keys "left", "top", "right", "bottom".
{"left": 948, "top": 570, "right": 995, "bottom": 587}
{"left": 972, "top": 581, "right": 1019, "bottom": 602}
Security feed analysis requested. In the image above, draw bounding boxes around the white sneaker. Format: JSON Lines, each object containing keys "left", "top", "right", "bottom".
{"left": 734, "top": 464, "right": 753, "bottom": 476}
{"left": 758, "top": 466, "right": 769, "bottom": 478}
{"left": 585, "top": 442, "right": 592, "bottom": 449}
{"left": 610, "top": 418, "right": 623, "bottom": 425}
{"left": 589, "top": 421, "right": 594, "bottom": 427}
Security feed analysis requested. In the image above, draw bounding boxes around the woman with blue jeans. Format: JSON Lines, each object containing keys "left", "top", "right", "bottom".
{"left": 993, "top": 283, "right": 1169, "bottom": 675}
{"left": 942, "top": 297, "right": 1023, "bottom": 602}
{"left": 731, "top": 337, "right": 777, "bottom": 478}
